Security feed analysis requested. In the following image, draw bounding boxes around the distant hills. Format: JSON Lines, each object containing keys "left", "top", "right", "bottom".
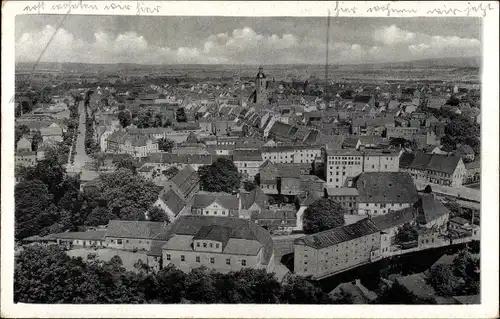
{"left": 16, "top": 56, "right": 481, "bottom": 71}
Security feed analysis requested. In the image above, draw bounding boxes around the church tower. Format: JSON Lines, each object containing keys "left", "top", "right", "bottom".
{"left": 255, "top": 66, "right": 267, "bottom": 104}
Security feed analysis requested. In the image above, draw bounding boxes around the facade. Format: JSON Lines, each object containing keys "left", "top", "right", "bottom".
{"left": 352, "top": 172, "right": 419, "bottom": 216}
{"left": 107, "top": 130, "right": 159, "bottom": 158}
{"left": 104, "top": 220, "right": 169, "bottom": 251}
{"left": 325, "top": 149, "right": 400, "bottom": 188}
{"left": 294, "top": 218, "right": 381, "bottom": 279}
{"left": 386, "top": 126, "right": 419, "bottom": 139}
{"left": 16, "top": 136, "right": 32, "bottom": 151}
{"left": 370, "top": 207, "right": 416, "bottom": 256}
{"left": 400, "top": 152, "right": 466, "bottom": 187}
{"left": 233, "top": 150, "right": 263, "bottom": 179}
{"left": 324, "top": 187, "right": 359, "bottom": 215}
{"left": 464, "top": 160, "right": 480, "bottom": 184}
{"left": 262, "top": 145, "right": 323, "bottom": 164}
{"left": 191, "top": 192, "right": 240, "bottom": 217}
{"left": 40, "top": 123, "right": 64, "bottom": 142}
{"left": 254, "top": 66, "right": 267, "bottom": 104}
{"left": 161, "top": 215, "right": 275, "bottom": 273}
{"left": 15, "top": 150, "right": 37, "bottom": 167}
{"left": 414, "top": 194, "right": 450, "bottom": 229}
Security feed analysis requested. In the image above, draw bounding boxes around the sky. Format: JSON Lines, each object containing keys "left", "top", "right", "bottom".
{"left": 15, "top": 16, "right": 482, "bottom": 65}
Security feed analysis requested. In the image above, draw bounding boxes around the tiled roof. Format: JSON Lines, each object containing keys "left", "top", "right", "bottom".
{"left": 192, "top": 192, "right": 239, "bottom": 210}
{"left": 406, "top": 152, "right": 462, "bottom": 174}
{"left": 193, "top": 225, "right": 231, "bottom": 248}
{"left": 370, "top": 207, "right": 416, "bottom": 231}
{"left": 416, "top": 194, "right": 450, "bottom": 225}
{"left": 295, "top": 219, "right": 379, "bottom": 249}
{"left": 465, "top": 160, "right": 480, "bottom": 170}
{"left": 240, "top": 187, "right": 269, "bottom": 210}
{"left": 353, "top": 172, "right": 419, "bottom": 204}
{"left": 325, "top": 187, "right": 360, "bottom": 197}
{"left": 163, "top": 215, "right": 274, "bottom": 264}
{"left": 106, "top": 220, "right": 166, "bottom": 239}
{"left": 395, "top": 273, "right": 436, "bottom": 301}
{"left": 143, "top": 153, "right": 232, "bottom": 164}
{"left": 233, "top": 150, "right": 263, "bottom": 162}
{"left": 51, "top": 231, "right": 106, "bottom": 240}
{"left": 170, "top": 164, "right": 199, "bottom": 197}
{"left": 160, "top": 189, "right": 186, "bottom": 216}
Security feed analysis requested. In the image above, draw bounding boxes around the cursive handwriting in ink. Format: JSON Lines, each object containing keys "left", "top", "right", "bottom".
{"left": 333, "top": 1, "right": 357, "bottom": 16}
{"left": 465, "top": 2, "right": 494, "bottom": 17}
{"left": 51, "top": 1, "right": 99, "bottom": 12}
{"left": 427, "top": 4, "right": 462, "bottom": 15}
{"left": 136, "top": 1, "right": 161, "bottom": 15}
{"left": 367, "top": 3, "right": 417, "bottom": 17}
{"left": 23, "top": 1, "right": 44, "bottom": 13}
{"left": 104, "top": 2, "right": 132, "bottom": 11}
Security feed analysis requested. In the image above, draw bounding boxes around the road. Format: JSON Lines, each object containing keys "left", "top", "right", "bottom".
{"left": 67, "top": 101, "right": 92, "bottom": 174}
{"left": 414, "top": 180, "right": 480, "bottom": 202}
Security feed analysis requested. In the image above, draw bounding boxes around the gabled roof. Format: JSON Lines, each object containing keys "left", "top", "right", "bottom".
{"left": 240, "top": 187, "right": 269, "bottom": 210}
{"left": 170, "top": 164, "right": 199, "bottom": 197}
{"left": 233, "top": 150, "right": 263, "bottom": 162}
{"left": 193, "top": 225, "right": 231, "bottom": 248}
{"left": 370, "top": 207, "right": 416, "bottom": 231}
{"left": 160, "top": 189, "right": 186, "bottom": 216}
{"left": 406, "top": 152, "right": 462, "bottom": 174}
{"left": 295, "top": 218, "right": 379, "bottom": 249}
{"left": 163, "top": 215, "right": 274, "bottom": 264}
{"left": 352, "top": 172, "right": 419, "bottom": 204}
{"left": 415, "top": 194, "right": 450, "bottom": 225}
{"left": 192, "top": 192, "right": 239, "bottom": 210}
{"left": 106, "top": 220, "right": 166, "bottom": 239}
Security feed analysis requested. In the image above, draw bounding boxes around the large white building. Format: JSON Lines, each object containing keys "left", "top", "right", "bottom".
{"left": 325, "top": 148, "right": 400, "bottom": 188}
{"left": 262, "top": 145, "right": 323, "bottom": 164}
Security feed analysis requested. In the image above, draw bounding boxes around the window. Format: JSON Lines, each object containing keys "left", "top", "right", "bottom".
{"left": 197, "top": 242, "right": 200, "bottom": 247}
{"left": 203, "top": 243, "right": 207, "bottom": 248}
{"left": 126, "top": 240, "right": 129, "bottom": 243}
{"left": 210, "top": 257, "right": 215, "bottom": 264}
{"left": 241, "top": 259, "right": 247, "bottom": 266}
{"left": 117, "top": 239, "right": 122, "bottom": 244}
{"left": 226, "top": 258, "right": 231, "bottom": 265}
{"left": 166, "top": 254, "right": 171, "bottom": 260}
{"left": 209, "top": 243, "right": 213, "bottom": 248}
{"left": 216, "top": 243, "right": 220, "bottom": 248}
{"left": 196, "top": 256, "right": 200, "bottom": 262}
{"left": 181, "top": 255, "right": 185, "bottom": 262}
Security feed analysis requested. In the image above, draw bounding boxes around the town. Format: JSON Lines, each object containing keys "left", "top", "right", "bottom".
{"left": 14, "top": 61, "right": 481, "bottom": 304}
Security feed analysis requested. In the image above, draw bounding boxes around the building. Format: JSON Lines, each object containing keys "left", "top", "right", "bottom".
{"left": 370, "top": 207, "right": 416, "bottom": 256}
{"left": 262, "top": 145, "right": 323, "bottom": 164}
{"left": 40, "top": 123, "right": 64, "bottom": 142}
{"left": 232, "top": 150, "right": 263, "bottom": 179}
{"left": 259, "top": 161, "right": 312, "bottom": 195}
{"left": 454, "top": 144, "right": 475, "bottom": 162}
{"left": 400, "top": 152, "right": 466, "bottom": 187}
{"left": 249, "top": 66, "right": 268, "bottom": 104}
{"left": 105, "top": 220, "right": 169, "bottom": 251}
{"left": 324, "top": 187, "right": 359, "bottom": 215}
{"left": 15, "top": 150, "right": 37, "bottom": 167}
{"left": 386, "top": 126, "right": 419, "bottom": 139}
{"left": 414, "top": 194, "right": 450, "bottom": 229}
{"left": 161, "top": 215, "right": 275, "bottom": 273}
{"left": 250, "top": 209, "right": 297, "bottom": 234}
{"left": 16, "top": 136, "right": 32, "bottom": 151}
{"left": 239, "top": 187, "right": 270, "bottom": 219}
{"left": 325, "top": 148, "right": 400, "bottom": 188}
{"left": 464, "top": 160, "right": 480, "bottom": 184}
{"left": 191, "top": 192, "right": 240, "bottom": 217}
{"left": 351, "top": 172, "right": 419, "bottom": 216}
{"left": 107, "top": 130, "right": 159, "bottom": 158}
{"left": 294, "top": 218, "right": 381, "bottom": 279}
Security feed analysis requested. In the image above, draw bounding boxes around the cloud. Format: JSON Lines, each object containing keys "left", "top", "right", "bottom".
{"left": 16, "top": 25, "right": 481, "bottom": 65}
{"left": 374, "top": 25, "right": 416, "bottom": 45}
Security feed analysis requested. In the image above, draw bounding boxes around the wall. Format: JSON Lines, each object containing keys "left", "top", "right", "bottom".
{"left": 358, "top": 202, "right": 411, "bottom": 215}
{"left": 163, "top": 248, "right": 261, "bottom": 273}
{"left": 105, "top": 237, "right": 153, "bottom": 251}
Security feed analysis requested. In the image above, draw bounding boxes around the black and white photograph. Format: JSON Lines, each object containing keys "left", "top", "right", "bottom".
{"left": 2, "top": 1, "right": 499, "bottom": 317}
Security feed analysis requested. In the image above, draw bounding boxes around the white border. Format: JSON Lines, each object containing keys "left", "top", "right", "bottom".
{"left": 2, "top": 1, "right": 499, "bottom": 318}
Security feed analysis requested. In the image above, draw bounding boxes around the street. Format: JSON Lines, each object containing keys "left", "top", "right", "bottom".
{"left": 67, "top": 101, "right": 92, "bottom": 174}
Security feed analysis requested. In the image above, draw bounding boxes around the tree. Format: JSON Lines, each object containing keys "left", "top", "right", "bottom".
{"left": 158, "top": 137, "right": 175, "bottom": 152}
{"left": 147, "top": 206, "right": 170, "bottom": 223}
{"left": 112, "top": 155, "right": 137, "bottom": 173}
{"left": 244, "top": 180, "right": 256, "bottom": 192}
{"left": 302, "top": 198, "right": 345, "bottom": 234}
{"left": 117, "top": 110, "right": 132, "bottom": 128}
{"left": 395, "top": 222, "right": 419, "bottom": 244}
{"left": 156, "top": 265, "right": 187, "bottom": 303}
{"left": 184, "top": 267, "right": 220, "bottom": 303}
{"left": 423, "top": 185, "right": 433, "bottom": 193}
{"left": 93, "top": 168, "right": 161, "bottom": 221}
{"left": 330, "top": 289, "right": 354, "bottom": 304}
{"left": 23, "top": 155, "right": 65, "bottom": 202}
{"left": 15, "top": 180, "right": 57, "bottom": 239}
{"left": 198, "top": 158, "right": 241, "bottom": 194}
{"left": 31, "top": 130, "right": 43, "bottom": 151}
{"left": 427, "top": 264, "right": 460, "bottom": 296}
{"left": 280, "top": 276, "right": 330, "bottom": 304}
{"left": 254, "top": 173, "right": 261, "bottom": 186}
{"left": 15, "top": 124, "right": 30, "bottom": 146}
{"left": 445, "top": 95, "right": 460, "bottom": 106}
{"left": 91, "top": 152, "right": 107, "bottom": 171}
{"left": 220, "top": 269, "right": 282, "bottom": 303}
{"left": 85, "top": 206, "right": 114, "bottom": 226}
{"left": 175, "top": 107, "right": 187, "bottom": 122}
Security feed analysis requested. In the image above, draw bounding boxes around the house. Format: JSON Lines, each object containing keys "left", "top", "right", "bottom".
{"left": 233, "top": 150, "right": 263, "bottom": 179}
{"left": 464, "top": 160, "right": 480, "bottom": 184}
{"left": 50, "top": 231, "right": 107, "bottom": 249}
{"left": 454, "top": 144, "right": 475, "bottom": 162}
{"left": 295, "top": 191, "right": 323, "bottom": 231}
{"left": 105, "top": 220, "right": 170, "bottom": 251}
{"left": 250, "top": 209, "right": 297, "bottom": 234}
{"left": 191, "top": 192, "right": 240, "bottom": 217}
{"left": 351, "top": 172, "right": 419, "bottom": 216}
{"left": 40, "top": 123, "right": 64, "bottom": 142}
{"left": 107, "top": 130, "right": 159, "bottom": 158}
{"left": 294, "top": 218, "right": 381, "bottom": 279}
{"left": 414, "top": 194, "right": 450, "bottom": 229}
{"left": 161, "top": 215, "right": 275, "bottom": 273}
{"left": 262, "top": 144, "right": 323, "bottom": 164}
{"left": 324, "top": 187, "right": 359, "bottom": 215}
{"left": 239, "top": 187, "right": 270, "bottom": 219}
{"left": 370, "top": 207, "right": 416, "bottom": 256}
{"left": 15, "top": 150, "right": 37, "bottom": 167}
{"left": 259, "top": 160, "right": 311, "bottom": 195}
{"left": 400, "top": 152, "right": 466, "bottom": 187}
{"left": 16, "top": 136, "right": 32, "bottom": 151}
{"left": 386, "top": 126, "right": 419, "bottom": 139}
